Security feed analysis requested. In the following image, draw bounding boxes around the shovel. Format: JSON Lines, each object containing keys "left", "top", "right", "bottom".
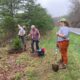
{"left": 52, "top": 48, "right": 59, "bottom": 72}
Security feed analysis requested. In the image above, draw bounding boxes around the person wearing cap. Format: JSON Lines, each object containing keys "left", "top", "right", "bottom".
{"left": 56, "top": 18, "right": 70, "bottom": 69}
{"left": 18, "top": 24, "right": 26, "bottom": 51}
{"left": 28, "top": 25, "right": 40, "bottom": 53}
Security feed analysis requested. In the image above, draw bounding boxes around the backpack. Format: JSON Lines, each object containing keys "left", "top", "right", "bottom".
{"left": 37, "top": 48, "right": 45, "bottom": 56}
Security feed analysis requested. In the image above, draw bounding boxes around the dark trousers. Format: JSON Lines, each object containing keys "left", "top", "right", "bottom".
{"left": 19, "top": 36, "right": 25, "bottom": 45}
{"left": 31, "top": 40, "right": 39, "bottom": 52}
{"left": 19, "top": 36, "right": 26, "bottom": 50}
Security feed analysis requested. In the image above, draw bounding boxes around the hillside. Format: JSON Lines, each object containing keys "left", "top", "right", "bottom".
{"left": 0, "top": 28, "right": 80, "bottom": 80}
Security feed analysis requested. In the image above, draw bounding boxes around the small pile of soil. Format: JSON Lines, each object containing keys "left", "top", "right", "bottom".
{"left": 8, "top": 48, "right": 23, "bottom": 54}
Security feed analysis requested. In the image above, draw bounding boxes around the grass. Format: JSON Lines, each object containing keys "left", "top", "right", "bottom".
{"left": 0, "top": 27, "right": 80, "bottom": 80}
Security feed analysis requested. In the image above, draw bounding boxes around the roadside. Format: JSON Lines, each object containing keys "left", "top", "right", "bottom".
{"left": 0, "top": 28, "right": 80, "bottom": 80}
{"left": 70, "top": 28, "right": 80, "bottom": 35}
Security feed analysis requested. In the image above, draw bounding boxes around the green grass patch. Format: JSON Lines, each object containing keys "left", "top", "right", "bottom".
{"left": 0, "top": 27, "right": 80, "bottom": 80}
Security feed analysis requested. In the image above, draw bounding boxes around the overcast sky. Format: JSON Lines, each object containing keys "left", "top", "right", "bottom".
{"left": 37, "top": 0, "right": 71, "bottom": 17}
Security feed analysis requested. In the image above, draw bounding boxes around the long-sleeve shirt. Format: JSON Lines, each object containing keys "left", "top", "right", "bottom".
{"left": 18, "top": 27, "right": 26, "bottom": 36}
{"left": 57, "top": 26, "right": 70, "bottom": 42}
{"left": 30, "top": 28, "right": 40, "bottom": 40}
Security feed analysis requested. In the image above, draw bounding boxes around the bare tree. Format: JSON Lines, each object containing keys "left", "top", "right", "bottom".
{"left": 68, "top": 0, "right": 80, "bottom": 27}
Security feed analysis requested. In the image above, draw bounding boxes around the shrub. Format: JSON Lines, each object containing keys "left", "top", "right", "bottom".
{"left": 12, "top": 37, "right": 22, "bottom": 50}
